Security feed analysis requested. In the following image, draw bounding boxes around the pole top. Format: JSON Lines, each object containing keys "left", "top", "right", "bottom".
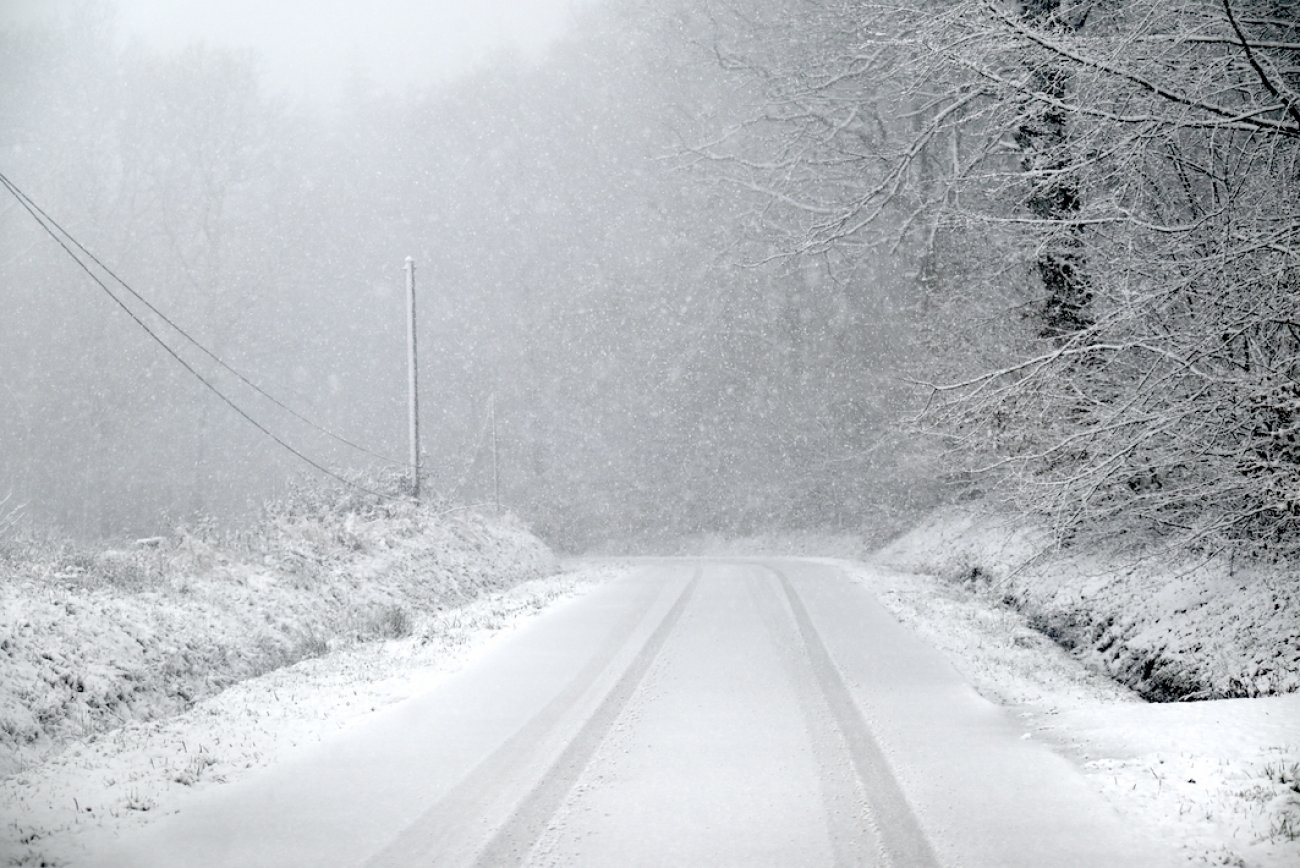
{"left": 405, "top": 256, "right": 414, "bottom": 265}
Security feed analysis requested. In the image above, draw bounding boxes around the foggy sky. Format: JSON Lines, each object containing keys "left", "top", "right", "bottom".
{"left": 0, "top": 0, "right": 587, "bottom": 105}
{"left": 0, "top": 0, "right": 927, "bottom": 545}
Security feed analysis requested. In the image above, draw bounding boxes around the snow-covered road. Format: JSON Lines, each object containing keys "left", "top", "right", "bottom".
{"left": 95, "top": 561, "right": 1178, "bottom": 866}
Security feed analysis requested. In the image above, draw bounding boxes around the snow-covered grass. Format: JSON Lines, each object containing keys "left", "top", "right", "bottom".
{"left": 877, "top": 506, "right": 1300, "bottom": 700}
{"left": 0, "top": 561, "right": 624, "bottom": 867}
{"left": 0, "top": 494, "right": 556, "bottom": 783}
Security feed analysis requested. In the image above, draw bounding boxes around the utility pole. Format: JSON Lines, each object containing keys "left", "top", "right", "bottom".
{"left": 405, "top": 257, "right": 421, "bottom": 499}
{"left": 490, "top": 392, "right": 500, "bottom": 515}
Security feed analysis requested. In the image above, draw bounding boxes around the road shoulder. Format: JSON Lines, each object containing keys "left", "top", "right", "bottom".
{"left": 1, "top": 563, "right": 626, "bottom": 868}
{"left": 830, "top": 557, "right": 1300, "bottom": 868}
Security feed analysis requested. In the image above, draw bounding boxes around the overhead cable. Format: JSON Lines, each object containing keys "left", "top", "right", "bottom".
{"left": 0, "top": 170, "right": 401, "bottom": 501}
{"left": 0, "top": 170, "right": 404, "bottom": 469}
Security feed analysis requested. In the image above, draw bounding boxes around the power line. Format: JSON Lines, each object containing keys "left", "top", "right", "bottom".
{"left": 0, "top": 170, "right": 405, "bottom": 469}
{"left": 0, "top": 170, "right": 398, "bottom": 500}
{"left": 448, "top": 393, "right": 498, "bottom": 499}
{"left": 0, "top": 170, "right": 403, "bottom": 502}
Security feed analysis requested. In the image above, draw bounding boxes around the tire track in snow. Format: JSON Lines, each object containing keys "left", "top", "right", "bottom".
{"left": 474, "top": 568, "right": 700, "bottom": 866}
{"left": 364, "top": 565, "right": 700, "bottom": 867}
{"left": 750, "top": 568, "right": 879, "bottom": 866}
{"left": 770, "top": 565, "right": 940, "bottom": 868}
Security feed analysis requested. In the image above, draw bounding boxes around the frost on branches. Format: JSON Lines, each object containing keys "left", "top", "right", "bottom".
{"left": 705, "top": 0, "right": 1300, "bottom": 558}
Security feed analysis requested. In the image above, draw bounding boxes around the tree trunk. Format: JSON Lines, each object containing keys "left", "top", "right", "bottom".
{"left": 1016, "top": 0, "right": 1092, "bottom": 339}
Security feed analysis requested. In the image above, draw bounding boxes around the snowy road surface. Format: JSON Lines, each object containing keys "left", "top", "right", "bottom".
{"left": 96, "top": 561, "right": 1176, "bottom": 867}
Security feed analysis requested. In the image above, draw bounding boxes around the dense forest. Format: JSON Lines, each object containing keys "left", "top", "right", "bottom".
{"left": 2, "top": 0, "right": 1297, "bottom": 557}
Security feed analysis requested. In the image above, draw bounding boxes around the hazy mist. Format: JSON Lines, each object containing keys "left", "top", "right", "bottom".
{"left": 1, "top": 0, "right": 933, "bottom": 549}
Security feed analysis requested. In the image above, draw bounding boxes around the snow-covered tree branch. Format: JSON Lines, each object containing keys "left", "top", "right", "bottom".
{"left": 706, "top": 0, "right": 1300, "bottom": 556}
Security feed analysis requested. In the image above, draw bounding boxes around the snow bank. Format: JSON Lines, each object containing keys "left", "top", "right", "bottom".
{"left": 835, "top": 560, "right": 1300, "bottom": 868}
{"left": 875, "top": 506, "right": 1300, "bottom": 700}
{"left": 0, "top": 501, "right": 555, "bottom": 779}
{"left": 0, "top": 563, "right": 621, "bottom": 868}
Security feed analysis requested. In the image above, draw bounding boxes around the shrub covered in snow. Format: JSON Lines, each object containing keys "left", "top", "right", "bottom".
{"left": 0, "top": 488, "right": 555, "bottom": 777}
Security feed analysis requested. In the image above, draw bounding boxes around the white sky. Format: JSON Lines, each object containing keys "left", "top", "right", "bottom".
{"left": 1, "top": 0, "right": 586, "bottom": 104}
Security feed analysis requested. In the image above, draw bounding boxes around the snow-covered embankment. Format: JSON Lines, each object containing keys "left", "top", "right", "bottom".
{"left": 867, "top": 507, "right": 1300, "bottom": 867}
{"left": 876, "top": 507, "right": 1300, "bottom": 701}
{"left": 0, "top": 498, "right": 555, "bottom": 780}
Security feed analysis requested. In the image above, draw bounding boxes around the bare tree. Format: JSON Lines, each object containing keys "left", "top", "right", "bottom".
{"left": 704, "top": 0, "right": 1300, "bottom": 557}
